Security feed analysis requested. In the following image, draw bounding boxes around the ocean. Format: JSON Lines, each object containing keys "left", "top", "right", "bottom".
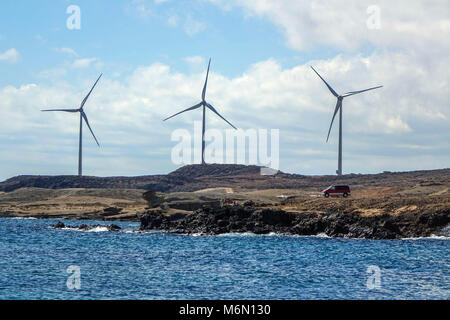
{"left": 0, "top": 218, "right": 448, "bottom": 300}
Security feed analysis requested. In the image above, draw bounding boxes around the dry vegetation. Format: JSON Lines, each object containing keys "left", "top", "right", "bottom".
{"left": 0, "top": 165, "right": 449, "bottom": 221}
{"left": 0, "top": 188, "right": 147, "bottom": 220}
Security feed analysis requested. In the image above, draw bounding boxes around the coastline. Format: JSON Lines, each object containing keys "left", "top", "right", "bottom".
{"left": 3, "top": 203, "right": 449, "bottom": 240}
{"left": 1, "top": 166, "right": 449, "bottom": 240}
{"left": 138, "top": 204, "right": 450, "bottom": 240}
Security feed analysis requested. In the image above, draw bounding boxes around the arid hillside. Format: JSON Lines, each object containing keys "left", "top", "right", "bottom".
{"left": 1, "top": 164, "right": 449, "bottom": 193}
{"left": 0, "top": 165, "right": 448, "bottom": 222}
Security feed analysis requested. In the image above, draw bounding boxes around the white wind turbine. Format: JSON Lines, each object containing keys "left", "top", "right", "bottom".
{"left": 164, "top": 58, "right": 237, "bottom": 164}
{"left": 42, "top": 74, "right": 102, "bottom": 176}
{"left": 311, "top": 66, "right": 382, "bottom": 176}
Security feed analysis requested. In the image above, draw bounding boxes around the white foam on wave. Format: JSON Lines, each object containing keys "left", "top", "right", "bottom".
{"left": 216, "top": 232, "right": 259, "bottom": 237}
{"left": 47, "top": 227, "right": 82, "bottom": 232}
{"left": 402, "top": 234, "right": 450, "bottom": 240}
{"left": 124, "top": 229, "right": 150, "bottom": 234}
{"left": 182, "top": 231, "right": 334, "bottom": 238}
{"left": 58, "top": 227, "right": 84, "bottom": 232}
{"left": 189, "top": 233, "right": 205, "bottom": 237}
{"left": 86, "top": 226, "right": 109, "bottom": 233}
{"left": 10, "top": 217, "right": 37, "bottom": 220}
{"left": 315, "top": 232, "right": 331, "bottom": 238}
{"left": 49, "top": 226, "right": 110, "bottom": 233}
{"left": 191, "top": 232, "right": 292, "bottom": 238}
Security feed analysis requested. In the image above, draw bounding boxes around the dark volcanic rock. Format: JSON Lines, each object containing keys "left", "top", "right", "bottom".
{"left": 3, "top": 165, "right": 448, "bottom": 193}
{"left": 139, "top": 205, "right": 450, "bottom": 239}
{"left": 103, "top": 207, "right": 123, "bottom": 216}
{"left": 143, "top": 191, "right": 166, "bottom": 208}
{"left": 52, "top": 221, "right": 66, "bottom": 229}
{"left": 50, "top": 222, "right": 122, "bottom": 232}
{"left": 108, "top": 224, "right": 122, "bottom": 231}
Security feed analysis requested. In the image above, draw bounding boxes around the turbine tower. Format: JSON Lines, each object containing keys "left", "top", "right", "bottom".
{"left": 42, "top": 74, "right": 102, "bottom": 176}
{"left": 164, "top": 58, "right": 237, "bottom": 164}
{"left": 311, "top": 66, "right": 382, "bottom": 176}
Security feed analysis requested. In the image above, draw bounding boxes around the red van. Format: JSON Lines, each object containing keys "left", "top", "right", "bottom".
{"left": 322, "top": 185, "right": 351, "bottom": 198}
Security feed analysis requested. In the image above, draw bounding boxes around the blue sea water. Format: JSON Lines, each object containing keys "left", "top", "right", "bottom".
{"left": 0, "top": 218, "right": 448, "bottom": 300}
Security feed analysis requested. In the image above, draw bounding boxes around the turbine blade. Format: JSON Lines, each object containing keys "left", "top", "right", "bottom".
{"left": 343, "top": 86, "right": 383, "bottom": 97}
{"left": 41, "top": 108, "right": 79, "bottom": 113}
{"left": 80, "top": 74, "right": 103, "bottom": 109}
{"left": 326, "top": 100, "right": 342, "bottom": 142}
{"left": 163, "top": 103, "right": 203, "bottom": 121}
{"left": 81, "top": 110, "right": 100, "bottom": 147}
{"left": 202, "top": 58, "right": 211, "bottom": 101}
{"left": 206, "top": 103, "right": 237, "bottom": 130}
{"left": 311, "top": 66, "right": 339, "bottom": 98}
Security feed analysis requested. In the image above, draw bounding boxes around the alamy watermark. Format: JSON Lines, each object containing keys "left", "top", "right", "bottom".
{"left": 366, "top": 265, "right": 382, "bottom": 290}
{"left": 66, "top": 265, "right": 81, "bottom": 290}
{"left": 366, "top": 5, "right": 381, "bottom": 30}
{"left": 171, "top": 122, "right": 280, "bottom": 175}
{"left": 66, "top": 5, "right": 81, "bottom": 30}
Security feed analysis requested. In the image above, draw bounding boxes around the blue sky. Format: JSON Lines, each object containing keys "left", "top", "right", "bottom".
{"left": 0, "top": 0, "right": 449, "bottom": 179}
{"left": 1, "top": 0, "right": 297, "bottom": 85}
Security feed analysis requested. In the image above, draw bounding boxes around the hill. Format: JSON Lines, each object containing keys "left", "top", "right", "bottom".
{"left": 0, "top": 164, "right": 449, "bottom": 193}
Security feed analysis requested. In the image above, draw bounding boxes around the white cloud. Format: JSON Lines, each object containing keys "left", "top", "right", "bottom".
{"left": 167, "top": 14, "right": 179, "bottom": 27}
{"left": 166, "top": 13, "right": 206, "bottom": 36}
{"left": 208, "top": 0, "right": 450, "bottom": 52}
{"left": 72, "top": 58, "right": 99, "bottom": 69}
{"left": 0, "top": 48, "right": 19, "bottom": 63}
{"left": 1, "top": 0, "right": 448, "bottom": 178}
{"left": 131, "top": 0, "right": 152, "bottom": 19}
{"left": 184, "top": 56, "right": 205, "bottom": 65}
{"left": 183, "top": 14, "right": 206, "bottom": 36}
{"left": 1, "top": 49, "right": 449, "bottom": 179}
{"left": 57, "top": 47, "right": 78, "bottom": 57}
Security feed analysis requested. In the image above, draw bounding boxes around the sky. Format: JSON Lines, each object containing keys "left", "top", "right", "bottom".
{"left": 0, "top": 0, "right": 449, "bottom": 180}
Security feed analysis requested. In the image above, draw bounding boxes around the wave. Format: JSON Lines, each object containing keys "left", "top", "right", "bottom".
{"left": 191, "top": 232, "right": 449, "bottom": 240}
{"left": 217, "top": 232, "right": 332, "bottom": 238}
{"left": 86, "top": 226, "right": 109, "bottom": 233}
{"left": 48, "top": 225, "right": 450, "bottom": 240}
{"left": 176, "top": 231, "right": 334, "bottom": 238}
{"left": 216, "top": 232, "right": 260, "bottom": 237}
{"left": 49, "top": 226, "right": 110, "bottom": 233}
{"left": 189, "top": 231, "right": 319, "bottom": 238}
{"left": 401, "top": 235, "right": 450, "bottom": 240}
{"left": 314, "top": 232, "right": 331, "bottom": 238}
{"left": 123, "top": 229, "right": 148, "bottom": 234}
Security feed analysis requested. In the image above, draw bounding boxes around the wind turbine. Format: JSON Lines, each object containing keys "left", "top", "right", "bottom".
{"left": 42, "top": 74, "right": 102, "bottom": 176}
{"left": 164, "top": 58, "right": 237, "bottom": 164}
{"left": 311, "top": 66, "right": 382, "bottom": 176}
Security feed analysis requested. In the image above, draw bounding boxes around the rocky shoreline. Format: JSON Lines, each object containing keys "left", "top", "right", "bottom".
{"left": 1, "top": 164, "right": 449, "bottom": 240}
{"left": 50, "top": 221, "right": 122, "bottom": 232}
{"left": 4, "top": 203, "right": 449, "bottom": 239}
{"left": 3, "top": 203, "right": 450, "bottom": 240}
{"left": 139, "top": 203, "right": 450, "bottom": 239}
